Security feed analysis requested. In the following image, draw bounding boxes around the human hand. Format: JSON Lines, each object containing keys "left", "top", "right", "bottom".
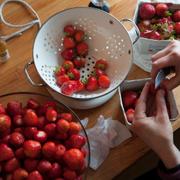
{"left": 131, "top": 82, "right": 180, "bottom": 168}
{"left": 151, "top": 40, "right": 180, "bottom": 90}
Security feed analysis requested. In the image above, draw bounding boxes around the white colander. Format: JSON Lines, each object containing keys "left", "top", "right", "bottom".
{"left": 25, "top": 7, "right": 140, "bottom": 109}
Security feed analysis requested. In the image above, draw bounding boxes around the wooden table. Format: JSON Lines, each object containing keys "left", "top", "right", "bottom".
{"left": 0, "top": 0, "right": 180, "bottom": 179}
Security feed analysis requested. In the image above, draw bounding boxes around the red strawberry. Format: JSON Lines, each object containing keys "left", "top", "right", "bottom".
{"left": 13, "top": 115, "right": 23, "bottom": 127}
{"left": 24, "top": 109, "right": 38, "bottom": 126}
{"left": 61, "top": 80, "right": 77, "bottom": 95}
{"left": 74, "top": 57, "right": 86, "bottom": 68}
{"left": 69, "top": 122, "right": 81, "bottom": 135}
{"left": 67, "top": 68, "right": 80, "bottom": 80}
{"left": 63, "top": 148, "right": 84, "bottom": 170}
{"left": 42, "top": 142, "right": 56, "bottom": 159}
{"left": 55, "top": 144, "right": 66, "bottom": 161}
{"left": 55, "top": 132, "right": 68, "bottom": 141}
{"left": 13, "top": 168, "right": 28, "bottom": 180}
{"left": 0, "top": 104, "right": 6, "bottom": 114}
{"left": 139, "top": 3, "right": 155, "bottom": 20}
{"left": 59, "top": 113, "right": 72, "bottom": 122}
{"left": 55, "top": 66, "right": 66, "bottom": 76}
{"left": 173, "top": 10, "right": 180, "bottom": 22}
{"left": 94, "top": 68, "right": 106, "bottom": 77}
{"left": 95, "top": 59, "right": 108, "bottom": 70}
{"left": 98, "top": 75, "right": 110, "bottom": 88}
{"left": 1, "top": 134, "right": 11, "bottom": 144}
{"left": 27, "top": 99, "right": 40, "bottom": 110}
{"left": 74, "top": 30, "right": 85, "bottom": 42}
{"left": 86, "top": 76, "right": 98, "bottom": 91}
{"left": 44, "top": 123, "right": 56, "bottom": 138}
{"left": 126, "top": 108, "right": 135, "bottom": 123}
{"left": 7, "top": 101, "right": 22, "bottom": 116}
{"left": 63, "top": 169, "right": 77, "bottom": 180}
{"left": 24, "top": 159, "right": 38, "bottom": 172}
{"left": 24, "top": 127, "right": 38, "bottom": 139}
{"left": 174, "top": 22, "right": 180, "bottom": 35}
{"left": 37, "top": 160, "right": 52, "bottom": 174}
{"left": 4, "top": 158, "right": 20, "bottom": 173}
{"left": 56, "top": 75, "right": 70, "bottom": 86}
{"left": 14, "top": 127, "right": 24, "bottom": 134}
{"left": 0, "top": 114, "right": 11, "bottom": 134}
{"left": 34, "top": 130, "right": 47, "bottom": 143}
{"left": 137, "top": 20, "right": 151, "bottom": 32}
{"left": 62, "top": 60, "right": 74, "bottom": 71}
{"left": 15, "top": 148, "right": 25, "bottom": 159}
{"left": 27, "top": 171, "right": 43, "bottom": 180}
{"left": 68, "top": 134, "right": 86, "bottom": 149}
{"left": 61, "top": 49, "right": 75, "bottom": 60}
{"left": 149, "top": 31, "right": 162, "bottom": 40}
{"left": 56, "top": 119, "right": 70, "bottom": 133}
{"left": 156, "top": 3, "right": 168, "bottom": 17}
{"left": 0, "top": 144, "right": 14, "bottom": 161}
{"left": 63, "top": 37, "right": 75, "bottom": 49}
{"left": 76, "top": 80, "right": 85, "bottom": 92}
{"left": 76, "top": 42, "right": 88, "bottom": 56}
{"left": 37, "top": 116, "right": 46, "bottom": 129}
{"left": 64, "top": 25, "right": 75, "bottom": 36}
{"left": 23, "top": 140, "right": 41, "bottom": 158}
{"left": 10, "top": 132, "right": 24, "bottom": 147}
{"left": 48, "top": 163, "right": 61, "bottom": 178}
{"left": 46, "top": 108, "right": 57, "bottom": 122}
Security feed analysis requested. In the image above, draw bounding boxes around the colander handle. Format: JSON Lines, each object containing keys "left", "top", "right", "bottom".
{"left": 120, "top": 18, "right": 140, "bottom": 44}
{"left": 24, "top": 60, "right": 45, "bottom": 87}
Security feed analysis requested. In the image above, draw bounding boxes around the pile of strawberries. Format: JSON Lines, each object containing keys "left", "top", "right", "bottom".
{"left": 138, "top": 3, "right": 180, "bottom": 40}
{"left": 0, "top": 99, "right": 87, "bottom": 180}
{"left": 55, "top": 24, "right": 111, "bottom": 96}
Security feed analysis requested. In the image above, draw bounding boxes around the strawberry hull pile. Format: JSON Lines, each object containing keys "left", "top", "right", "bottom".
{"left": 55, "top": 24, "right": 111, "bottom": 96}
{"left": 0, "top": 99, "right": 88, "bottom": 180}
{"left": 137, "top": 3, "right": 180, "bottom": 40}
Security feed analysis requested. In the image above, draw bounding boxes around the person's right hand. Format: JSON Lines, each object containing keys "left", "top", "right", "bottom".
{"left": 151, "top": 40, "right": 180, "bottom": 90}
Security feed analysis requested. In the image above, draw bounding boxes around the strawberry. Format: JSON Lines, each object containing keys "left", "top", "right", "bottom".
{"left": 24, "top": 109, "right": 38, "bottom": 126}
{"left": 37, "top": 160, "right": 52, "bottom": 174}
{"left": 42, "top": 141, "right": 56, "bottom": 159}
{"left": 139, "top": 3, "right": 155, "bottom": 20}
{"left": 81, "top": 148, "right": 87, "bottom": 158}
{"left": 23, "top": 140, "right": 41, "bottom": 158}
{"left": 27, "top": 171, "right": 43, "bottom": 180}
{"left": 4, "top": 158, "right": 20, "bottom": 173}
{"left": 59, "top": 113, "right": 72, "bottom": 122}
{"left": 74, "top": 57, "right": 86, "bottom": 68}
{"left": 56, "top": 75, "right": 70, "bottom": 86}
{"left": 61, "top": 49, "right": 75, "bottom": 60}
{"left": 55, "top": 66, "right": 66, "bottom": 76}
{"left": 55, "top": 144, "right": 66, "bottom": 161}
{"left": 15, "top": 148, "right": 25, "bottom": 159}
{"left": 34, "top": 130, "right": 47, "bottom": 143}
{"left": 76, "top": 42, "right": 88, "bottom": 56}
{"left": 10, "top": 132, "right": 24, "bottom": 147}
{"left": 62, "top": 60, "right": 74, "bottom": 71}
{"left": 63, "top": 169, "right": 77, "bottom": 180}
{"left": 68, "top": 134, "right": 86, "bottom": 149}
{"left": 55, "top": 132, "right": 68, "bottom": 141}
{"left": 74, "top": 30, "right": 85, "bottom": 42}
{"left": 56, "top": 119, "right": 70, "bottom": 133}
{"left": 137, "top": 20, "right": 151, "bottom": 32}
{"left": 63, "top": 148, "right": 84, "bottom": 170}
{"left": 76, "top": 80, "right": 85, "bottom": 92}
{"left": 126, "top": 108, "right": 135, "bottom": 123}
{"left": 67, "top": 68, "right": 80, "bottom": 80}
{"left": 98, "top": 75, "right": 110, "bottom": 88}
{"left": 64, "top": 25, "right": 75, "bottom": 36}
{"left": 24, "top": 127, "right": 38, "bottom": 139}
{"left": 0, "top": 144, "right": 14, "bottom": 161}
{"left": 44, "top": 123, "right": 56, "bottom": 138}
{"left": 86, "top": 76, "right": 98, "bottom": 91}
{"left": 94, "top": 68, "right": 106, "bottom": 77}
{"left": 1, "top": 134, "right": 11, "bottom": 144}
{"left": 63, "top": 37, "right": 76, "bottom": 49}
{"left": 173, "top": 10, "right": 180, "bottom": 22}
{"left": 61, "top": 80, "right": 77, "bottom": 95}
{"left": 24, "top": 159, "right": 38, "bottom": 172}
{"left": 95, "top": 59, "right": 108, "bottom": 70}
{"left": 0, "top": 114, "right": 11, "bottom": 134}
{"left": 46, "top": 108, "right": 57, "bottom": 122}
{"left": 13, "top": 168, "right": 28, "bottom": 180}
{"left": 37, "top": 116, "right": 46, "bottom": 129}
{"left": 150, "top": 31, "right": 162, "bottom": 40}
{"left": 174, "top": 22, "right": 180, "bottom": 35}
{"left": 13, "top": 115, "right": 23, "bottom": 127}
{"left": 0, "top": 104, "right": 6, "bottom": 114}
{"left": 69, "top": 122, "right": 81, "bottom": 135}
{"left": 7, "top": 101, "right": 22, "bottom": 117}
{"left": 27, "top": 99, "right": 40, "bottom": 110}
{"left": 48, "top": 162, "right": 61, "bottom": 178}
{"left": 156, "top": 3, "right": 169, "bottom": 17}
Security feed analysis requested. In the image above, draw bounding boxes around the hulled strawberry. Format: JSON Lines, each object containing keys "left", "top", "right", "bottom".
{"left": 0, "top": 114, "right": 11, "bottom": 134}
{"left": 27, "top": 171, "right": 43, "bottom": 180}
{"left": 42, "top": 141, "right": 56, "bottom": 159}
{"left": 4, "top": 158, "right": 20, "bottom": 173}
{"left": 24, "top": 109, "right": 38, "bottom": 126}
{"left": 0, "top": 104, "right": 6, "bottom": 114}
{"left": 24, "top": 159, "right": 39, "bottom": 172}
{"left": 13, "top": 115, "right": 23, "bottom": 127}
{"left": 0, "top": 144, "right": 14, "bottom": 161}
{"left": 44, "top": 123, "right": 56, "bottom": 138}
{"left": 46, "top": 108, "right": 57, "bottom": 122}
{"left": 15, "top": 148, "right": 25, "bottom": 160}
{"left": 55, "top": 144, "right": 66, "bottom": 161}
{"left": 13, "top": 168, "right": 28, "bottom": 180}
{"left": 63, "top": 169, "right": 77, "bottom": 180}
{"left": 69, "top": 122, "right": 81, "bottom": 135}
{"left": 57, "top": 119, "right": 70, "bottom": 133}
{"left": 10, "top": 132, "right": 24, "bottom": 147}
{"left": 34, "top": 130, "right": 47, "bottom": 143}
{"left": 48, "top": 162, "right": 61, "bottom": 179}
{"left": 59, "top": 113, "right": 72, "bottom": 122}
{"left": 68, "top": 134, "right": 86, "bottom": 149}
{"left": 37, "top": 160, "right": 52, "bottom": 174}
{"left": 27, "top": 99, "right": 40, "bottom": 110}
{"left": 24, "top": 127, "right": 38, "bottom": 139}
{"left": 7, "top": 101, "right": 22, "bottom": 117}
{"left": 98, "top": 75, "right": 111, "bottom": 88}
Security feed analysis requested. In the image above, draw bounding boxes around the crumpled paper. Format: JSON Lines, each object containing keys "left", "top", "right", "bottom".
{"left": 81, "top": 115, "right": 132, "bottom": 170}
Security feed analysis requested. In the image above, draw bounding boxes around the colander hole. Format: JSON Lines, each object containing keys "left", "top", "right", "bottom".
{"left": 87, "top": 63, "right": 90, "bottom": 66}
{"left": 88, "top": 57, "right": 91, "bottom": 60}
{"left": 82, "top": 70, "right": 85, "bottom": 73}
{"left": 92, "top": 61, "right": 95, "bottom": 64}
{"left": 36, "top": 54, "right": 38, "bottom": 58}
{"left": 82, "top": 75, "right": 84, "bottom": 78}
{"left": 128, "top": 50, "right": 131, "bottom": 54}
{"left": 87, "top": 75, "right": 89, "bottom": 77}
{"left": 87, "top": 68, "right": 89, "bottom": 71}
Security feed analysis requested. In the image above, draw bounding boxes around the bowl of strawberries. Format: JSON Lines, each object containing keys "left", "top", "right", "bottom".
{"left": 0, "top": 92, "right": 90, "bottom": 180}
